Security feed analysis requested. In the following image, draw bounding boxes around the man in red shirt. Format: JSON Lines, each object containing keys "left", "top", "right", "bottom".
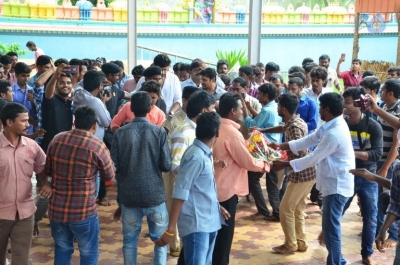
{"left": 336, "top": 57, "right": 362, "bottom": 90}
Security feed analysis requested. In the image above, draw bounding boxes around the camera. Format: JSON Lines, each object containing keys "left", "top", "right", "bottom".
{"left": 63, "top": 65, "right": 79, "bottom": 75}
{"left": 353, "top": 94, "right": 371, "bottom": 111}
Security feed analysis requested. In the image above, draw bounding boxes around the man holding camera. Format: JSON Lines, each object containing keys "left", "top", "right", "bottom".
{"left": 342, "top": 87, "right": 383, "bottom": 265}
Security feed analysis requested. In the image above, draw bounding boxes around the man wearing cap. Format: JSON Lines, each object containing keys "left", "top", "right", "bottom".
{"left": 135, "top": 54, "right": 182, "bottom": 116}
{"left": 200, "top": 67, "right": 226, "bottom": 101}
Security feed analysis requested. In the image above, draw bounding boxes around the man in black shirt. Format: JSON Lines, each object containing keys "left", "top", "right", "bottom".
{"left": 342, "top": 87, "right": 383, "bottom": 265}
{"left": 34, "top": 63, "right": 73, "bottom": 236}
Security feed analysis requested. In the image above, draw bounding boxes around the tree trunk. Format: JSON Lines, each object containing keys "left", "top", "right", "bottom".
{"left": 352, "top": 13, "right": 360, "bottom": 60}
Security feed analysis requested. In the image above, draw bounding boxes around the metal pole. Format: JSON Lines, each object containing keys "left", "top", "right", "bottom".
{"left": 248, "top": 0, "right": 262, "bottom": 65}
{"left": 128, "top": 0, "right": 137, "bottom": 71}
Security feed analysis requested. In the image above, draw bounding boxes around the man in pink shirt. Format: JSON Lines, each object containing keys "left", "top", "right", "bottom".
{"left": 336, "top": 56, "right": 362, "bottom": 90}
{"left": 0, "top": 102, "right": 51, "bottom": 265}
{"left": 212, "top": 92, "right": 272, "bottom": 265}
{"left": 26, "top": 41, "right": 45, "bottom": 70}
{"left": 111, "top": 80, "right": 165, "bottom": 131}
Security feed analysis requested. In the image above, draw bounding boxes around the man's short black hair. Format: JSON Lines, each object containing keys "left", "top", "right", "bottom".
{"left": 190, "top": 59, "right": 205, "bottom": 71}
{"left": 256, "top": 62, "right": 264, "bottom": 68}
{"left": 182, "top": 86, "right": 201, "bottom": 100}
{"left": 83, "top": 70, "right": 105, "bottom": 92}
{"left": 179, "top": 63, "right": 190, "bottom": 73}
{"left": 232, "top": 77, "right": 247, "bottom": 88}
{"left": 252, "top": 65, "right": 261, "bottom": 76}
{"left": 5, "top": 52, "right": 17, "bottom": 58}
{"left": 131, "top": 65, "right": 145, "bottom": 76}
{"left": 288, "top": 72, "right": 306, "bottom": 84}
{"left": 258, "top": 83, "right": 277, "bottom": 101}
{"left": 239, "top": 66, "right": 253, "bottom": 77}
{"left": 0, "top": 79, "right": 11, "bottom": 96}
{"left": 302, "top": 57, "right": 314, "bottom": 67}
{"left": 26, "top": 41, "right": 36, "bottom": 47}
{"left": 0, "top": 55, "right": 12, "bottom": 65}
{"left": 0, "top": 98, "right": 9, "bottom": 116}
{"left": 1, "top": 102, "right": 28, "bottom": 127}
{"left": 186, "top": 91, "right": 215, "bottom": 119}
{"left": 217, "top": 59, "right": 229, "bottom": 70}
{"left": 362, "top": 70, "right": 375, "bottom": 78}
{"left": 310, "top": 66, "right": 328, "bottom": 81}
{"left": 153, "top": 54, "right": 171, "bottom": 68}
{"left": 278, "top": 93, "right": 299, "bottom": 114}
{"left": 141, "top": 80, "right": 161, "bottom": 97}
{"left": 218, "top": 92, "right": 241, "bottom": 118}
{"left": 265, "top": 62, "right": 280, "bottom": 72}
{"left": 74, "top": 106, "right": 98, "bottom": 130}
{"left": 288, "top": 77, "right": 304, "bottom": 87}
{"left": 196, "top": 112, "right": 221, "bottom": 140}
{"left": 54, "top": 58, "right": 69, "bottom": 67}
{"left": 319, "top": 54, "right": 330, "bottom": 62}
{"left": 112, "top": 60, "right": 124, "bottom": 70}
{"left": 352, "top": 58, "right": 362, "bottom": 65}
{"left": 14, "top": 62, "right": 31, "bottom": 76}
{"left": 130, "top": 91, "right": 151, "bottom": 117}
{"left": 303, "top": 63, "right": 318, "bottom": 74}
{"left": 269, "top": 74, "right": 283, "bottom": 84}
{"left": 388, "top": 67, "right": 400, "bottom": 76}
{"left": 288, "top": 66, "right": 306, "bottom": 75}
{"left": 385, "top": 79, "right": 400, "bottom": 98}
{"left": 219, "top": 74, "right": 231, "bottom": 87}
{"left": 319, "top": 92, "right": 344, "bottom": 117}
{"left": 36, "top": 55, "right": 52, "bottom": 67}
{"left": 360, "top": 76, "right": 380, "bottom": 93}
{"left": 199, "top": 67, "right": 217, "bottom": 81}
{"left": 69, "top": 58, "right": 82, "bottom": 66}
{"left": 343, "top": 86, "right": 366, "bottom": 101}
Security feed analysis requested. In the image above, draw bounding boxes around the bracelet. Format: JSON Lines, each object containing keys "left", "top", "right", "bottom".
{"left": 164, "top": 231, "right": 174, "bottom": 236}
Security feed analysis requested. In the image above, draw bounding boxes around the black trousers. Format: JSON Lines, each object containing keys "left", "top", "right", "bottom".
{"left": 310, "top": 183, "right": 322, "bottom": 207}
{"left": 265, "top": 170, "right": 280, "bottom": 219}
{"left": 248, "top": 171, "right": 270, "bottom": 217}
{"left": 212, "top": 194, "right": 238, "bottom": 265}
{"left": 98, "top": 179, "right": 107, "bottom": 199}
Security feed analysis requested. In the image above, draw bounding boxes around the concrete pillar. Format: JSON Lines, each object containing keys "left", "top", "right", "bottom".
{"left": 127, "top": 0, "right": 137, "bottom": 71}
{"left": 248, "top": 0, "right": 262, "bottom": 65}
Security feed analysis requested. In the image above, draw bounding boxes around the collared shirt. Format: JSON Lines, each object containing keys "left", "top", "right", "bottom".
{"left": 162, "top": 108, "right": 187, "bottom": 137}
{"left": 289, "top": 116, "right": 355, "bottom": 197}
{"left": 46, "top": 129, "right": 115, "bottom": 223}
{"left": 41, "top": 94, "right": 73, "bottom": 153}
{"left": 377, "top": 100, "right": 400, "bottom": 162}
{"left": 7, "top": 72, "right": 16, "bottom": 85}
{"left": 181, "top": 77, "right": 201, "bottom": 90}
{"left": 110, "top": 103, "right": 165, "bottom": 130}
{"left": 122, "top": 78, "right": 137, "bottom": 93}
{"left": 73, "top": 81, "right": 111, "bottom": 140}
{"left": 244, "top": 100, "right": 282, "bottom": 143}
{"left": 213, "top": 118, "right": 269, "bottom": 202}
{"left": 324, "top": 67, "right": 339, "bottom": 92}
{"left": 12, "top": 83, "right": 34, "bottom": 134}
{"left": 303, "top": 87, "right": 326, "bottom": 128}
{"left": 284, "top": 115, "right": 316, "bottom": 183}
{"left": 170, "top": 116, "right": 196, "bottom": 174}
{"left": 0, "top": 132, "right": 46, "bottom": 220}
{"left": 116, "top": 73, "right": 132, "bottom": 89}
{"left": 297, "top": 94, "right": 318, "bottom": 133}
{"left": 208, "top": 86, "right": 226, "bottom": 101}
{"left": 136, "top": 72, "right": 182, "bottom": 114}
{"left": 111, "top": 117, "right": 172, "bottom": 208}
{"left": 173, "top": 139, "right": 222, "bottom": 237}
{"left": 387, "top": 164, "right": 400, "bottom": 234}
{"left": 238, "top": 94, "right": 262, "bottom": 139}
{"left": 339, "top": 70, "right": 362, "bottom": 90}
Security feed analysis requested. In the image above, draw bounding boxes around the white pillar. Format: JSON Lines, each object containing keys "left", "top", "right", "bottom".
{"left": 248, "top": 0, "right": 262, "bottom": 65}
{"left": 127, "top": 0, "right": 137, "bottom": 71}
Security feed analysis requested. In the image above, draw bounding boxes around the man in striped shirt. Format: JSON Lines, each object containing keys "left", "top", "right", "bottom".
{"left": 376, "top": 79, "right": 400, "bottom": 248}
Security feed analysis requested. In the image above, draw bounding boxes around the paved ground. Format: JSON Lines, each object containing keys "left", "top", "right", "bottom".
{"left": 18, "top": 178, "right": 396, "bottom": 265}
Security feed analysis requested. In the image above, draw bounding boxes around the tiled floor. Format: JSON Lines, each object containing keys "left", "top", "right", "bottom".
{"left": 18, "top": 180, "right": 396, "bottom": 265}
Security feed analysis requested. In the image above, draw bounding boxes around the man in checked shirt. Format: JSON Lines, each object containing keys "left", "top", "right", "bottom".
{"left": 45, "top": 105, "right": 115, "bottom": 265}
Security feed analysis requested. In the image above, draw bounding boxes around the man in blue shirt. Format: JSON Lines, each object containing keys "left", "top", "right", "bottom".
{"left": 12, "top": 62, "right": 36, "bottom": 134}
{"left": 245, "top": 83, "right": 282, "bottom": 221}
{"left": 156, "top": 112, "right": 230, "bottom": 265}
{"left": 287, "top": 77, "right": 317, "bottom": 134}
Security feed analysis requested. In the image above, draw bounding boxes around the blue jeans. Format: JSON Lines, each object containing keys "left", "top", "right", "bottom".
{"left": 342, "top": 176, "right": 378, "bottom": 258}
{"left": 322, "top": 194, "right": 349, "bottom": 265}
{"left": 50, "top": 214, "right": 99, "bottom": 265}
{"left": 121, "top": 203, "right": 168, "bottom": 265}
{"left": 376, "top": 161, "right": 399, "bottom": 240}
{"left": 182, "top": 231, "right": 217, "bottom": 265}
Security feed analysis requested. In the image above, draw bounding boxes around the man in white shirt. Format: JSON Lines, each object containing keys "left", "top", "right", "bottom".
{"left": 181, "top": 59, "right": 205, "bottom": 90}
{"left": 319, "top": 54, "right": 343, "bottom": 94}
{"left": 273, "top": 92, "right": 355, "bottom": 265}
{"left": 135, "top": 54, "right": 182, "bottom": 115}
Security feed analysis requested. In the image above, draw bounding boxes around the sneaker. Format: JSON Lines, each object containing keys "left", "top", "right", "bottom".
{"left": 170, "top": 247, "right": 180, "bottom": 257}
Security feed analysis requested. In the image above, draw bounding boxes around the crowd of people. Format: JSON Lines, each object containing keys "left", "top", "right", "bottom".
{"left": 1, "top": 40, "right": 400, "bottom": 265}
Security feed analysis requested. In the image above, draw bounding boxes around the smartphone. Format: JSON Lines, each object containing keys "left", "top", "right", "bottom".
{"left": 63, "top": 65, "right": 79, "bottom": 75}
{"left": 241, "top": 92, "right": 245, "bottom": 100}
{"left": 341, "top": 53, "right": 346, "bottom": 61}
